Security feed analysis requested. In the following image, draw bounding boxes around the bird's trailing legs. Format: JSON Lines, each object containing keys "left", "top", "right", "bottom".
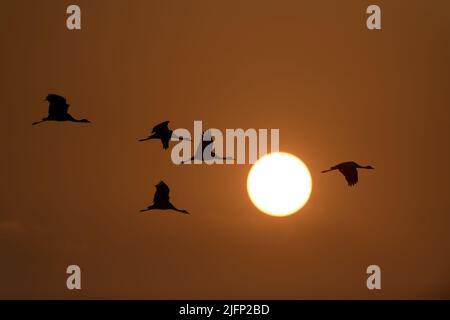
{"left": 181, "top": 153, "right": 234, "bottom": 164}
{"left": 32, "top": 120, "right": 45, "bottom": 125}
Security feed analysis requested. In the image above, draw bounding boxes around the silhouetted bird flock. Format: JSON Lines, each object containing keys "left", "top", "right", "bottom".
{"left": 34, "top": 94, "right": 375, "bottom": 215}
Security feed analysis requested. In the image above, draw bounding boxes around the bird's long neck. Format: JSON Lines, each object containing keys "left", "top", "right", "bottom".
{"left": 147, "top": 132, "right": 160, "bottom": 139}
{"left": 71, "top": 118, "right": 86, "bottom": 123}
{"left": 170, "top": 203, "right": 188, "bottom": 214}
{"left": 65, "top": 113, "right": 88, "bottom": 123}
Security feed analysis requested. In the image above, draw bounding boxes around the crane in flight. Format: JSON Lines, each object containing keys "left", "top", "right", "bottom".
{"left": 140, "top": 181, "right": 189, "bottom": 214}
{"left": 138, "top": 121, "right": 187, "bottom": 150}
{"left": 181, "top": 131, "right": 232, "bottom": 164}
{"left": 32, "top": 94, "right": 90, "bottom": 125}
{"left": 321, "top": 161, "right": 374, "bottom": 186}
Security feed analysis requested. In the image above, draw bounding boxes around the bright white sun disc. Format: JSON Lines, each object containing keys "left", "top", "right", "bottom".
{"left": 247, "top": 152, "right": 312, "bottom": 217}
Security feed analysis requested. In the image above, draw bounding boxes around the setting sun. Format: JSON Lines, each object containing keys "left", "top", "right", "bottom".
{"left": 247, "top": 152, "right": 312, "bottom": 217}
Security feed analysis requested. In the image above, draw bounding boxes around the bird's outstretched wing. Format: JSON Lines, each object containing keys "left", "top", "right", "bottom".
{"left": 46, "top": 94, "right": 69, "bottom": 116}
{"left": 161, "top": 136, "right": 171, "bottom": 150}
{"left": 341, "top": 167, "right": 358, "bottom": 186}
{"left": 46, "top": 94, "right": 66, "bottom": 104}
{"left": 152, "top": 121, "right": 170, "bottom": 133}
{"left": 153, "top": 181, "right": 170, "bottom": 204}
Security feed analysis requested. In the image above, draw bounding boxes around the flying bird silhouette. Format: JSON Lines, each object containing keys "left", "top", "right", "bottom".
{"left": 138, "top": 121, "right": 187, "bottom": 149}
{"left": 32, "top": 94, "right": 90, "bottom": 125}
{"left": 321, "top": 161, "right": 374, "bottom": 186}
{"left": 140, "top": 181, "right": 189, "bottom": 214}
{"left": 181, "top": 131, "right": 232, "bottom": 164}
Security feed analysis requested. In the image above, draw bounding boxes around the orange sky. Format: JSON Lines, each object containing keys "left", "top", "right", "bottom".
{"left": 0, "top": 0, "right": 449, "bottom": 299}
